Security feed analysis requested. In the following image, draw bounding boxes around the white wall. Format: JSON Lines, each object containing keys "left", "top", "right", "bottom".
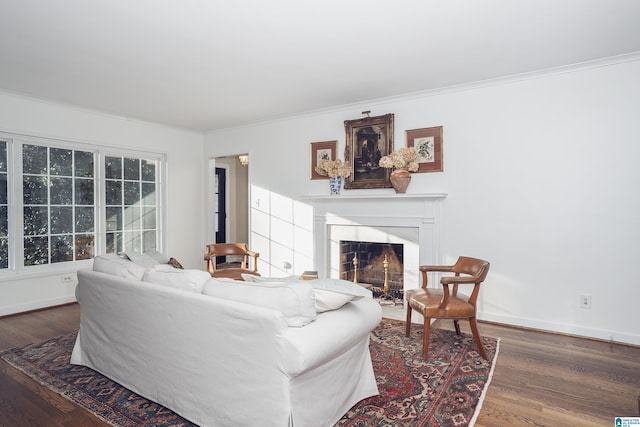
{"left": 0, "top": 91, "right": 206, "bottom": 315}
{"left": 205, "top": 58, "right": 640, "bottom": 345}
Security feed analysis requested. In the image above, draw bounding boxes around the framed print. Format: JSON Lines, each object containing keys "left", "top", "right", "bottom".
{"left": 344, "top": 113, "right": 394, "bottom": 189}
{"left": 406, "top": 126, "right": 443, "bottom": 173}
{"left": 310, "top": 140, "right": 337, "bottom": 179}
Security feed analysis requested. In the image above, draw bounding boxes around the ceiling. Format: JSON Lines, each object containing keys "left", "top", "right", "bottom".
{"left": 1, "top": 0, "right": 639, "bottom": 132}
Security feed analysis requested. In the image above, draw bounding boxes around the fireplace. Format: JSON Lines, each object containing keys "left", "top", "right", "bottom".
{"left": 307, "top": 193, "right": 447, "bottom": 301}
{"left": 340, "top": 240, "right": 404, "bottom": 300}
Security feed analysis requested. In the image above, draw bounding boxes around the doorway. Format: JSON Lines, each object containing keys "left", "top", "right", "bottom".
{"left": 214, "top": 167, "right": 227, "bottom": 245}
{"left": 210, "top": 154, "right": 249, "bottom": 248}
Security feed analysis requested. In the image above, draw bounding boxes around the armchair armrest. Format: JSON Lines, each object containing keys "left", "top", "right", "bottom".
{"left": 419, "top": 265, "right": 454, "bottom": 273}
{"left": 440, "top": 276, "right": 479, "bottom": 285}
{"left": 419, "top": 264, "right": 455, "bottom": 289}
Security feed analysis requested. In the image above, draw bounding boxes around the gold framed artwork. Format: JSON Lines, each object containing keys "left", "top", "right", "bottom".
{"left": 310, "top": 140, "right": 337, "bottom": 180}
{"left": 344, "top": 113, "right": 394, "bottom": 189}
{"left": 406, "top": 126, "right": 443, "bottom": 173}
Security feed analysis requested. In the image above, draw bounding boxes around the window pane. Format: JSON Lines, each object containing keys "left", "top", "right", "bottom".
{"left": 105, "top": 156, "right": 122, "bottom": 179}
{"left": 0, "top": 140, "right": 6, "bottom": 172}
{"left": 141, "top": 182, "right": 156, "bottom": 205}
{"left": 23, "top": 145, "right": 47, "bottom": 174}
{"left": 50, "top": 206, "right": 73, "bottom": 234}
{"left": 75, "top": 234, "right": 94, "bottom": 260}
{"left": 24, "top": 206, "right": 48, "bottom": 235}
{"left": 24, "top": 236, "right": 49, "bottom": 265}
{"left": 74, "top": 151, "right": 94, "bottom": 178}
{"left": 105, "top": 180, "right": 122, "bottom": 205}
{"left": 75, "top": 207, "right": 94, "bottom": 233}
{"left": 0, "top": 238, "right": 7, "bottom": 269}
{"left": 106, "top": 232, "right": 122, "bottom": 254}
{"left": 142, "top": 160, "right": 156, "bottom": 182}
{"left": 0, "top": 206, "right": 6, "bottom": 236}
{"left": 0, "top": 173, "right": 6, "bottom": 204}
{"left": 75, "top": 178, "right": 94, "bottom": 205}
{"left": 50, "top": 148, "right": 73, "bottom": 176}
{"left": 51, "top": 177, "right": 73, "bottom": 205}
{"left": 142, "top": 207, "right": 156, "bottom": 229}
{"left": 106, "top": 206, "right": 122, "bottom": 231}
{"left": 124, "top": 158, "right": 139, "bottom": 180}
{"left": 124, "top": 181, "right": 140, "bottom": 205}
{"left": 124, "top": 231, "right": 141, "bottom": 252}
{"left": 23, "top": 175, "right": 48, "bottom": 204}
{"left": 143, "top": 230, "right": 156, "bottom": 252}
{"left": 51, "top": 235, "right": 73, "bottom": 263}
{"left": 124, "top": 206, "right": 140, "bottom": 231}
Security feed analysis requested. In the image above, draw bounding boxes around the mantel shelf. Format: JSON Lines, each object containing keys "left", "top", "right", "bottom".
{"left": 303, "top": 192, "right": 448, "bottom": 202}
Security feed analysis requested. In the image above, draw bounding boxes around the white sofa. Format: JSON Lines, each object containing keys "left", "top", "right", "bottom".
{"left": 70, "top": 255, "right": 382, "bottom": 427}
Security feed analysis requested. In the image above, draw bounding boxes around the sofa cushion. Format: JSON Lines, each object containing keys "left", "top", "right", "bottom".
{"left": 241, "top": 274, "right": 300, "bottom": 283}
{"left": 93, "top": 254, "right": 146, "bottom": 280}
{"left": 310, "top": 279, "right": 373, "bottom": 313}
{"left": 202, "top": 278, "right": 317, "bottom": 327}
{"left": 142, "top": 264, "right": 211, "bottom": 293}
{"left": 243, "top": 275, "right": 373, "bottom": 313}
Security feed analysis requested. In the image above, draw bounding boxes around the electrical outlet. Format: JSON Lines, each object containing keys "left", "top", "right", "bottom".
{"left": 580, "top": 294, "right": 591, "bottom": 309}
{"left": 60, "top": 274, "right": 74, "bottom": 283}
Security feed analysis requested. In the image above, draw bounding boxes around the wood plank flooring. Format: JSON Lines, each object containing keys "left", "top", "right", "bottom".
{"left": 1, "top": 303, "right": 639, "bottom": 426}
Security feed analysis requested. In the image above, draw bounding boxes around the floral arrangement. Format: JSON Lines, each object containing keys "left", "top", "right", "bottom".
{"left": 379, "top": 146, "right": 419, "bottom": 172}
{"left": 315, "top": 158, "right": 352, "bottom": 178}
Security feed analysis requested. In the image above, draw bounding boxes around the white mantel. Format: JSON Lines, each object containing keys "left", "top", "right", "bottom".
{"left": 306, "top": 193, "right": 447, "bottom": 293}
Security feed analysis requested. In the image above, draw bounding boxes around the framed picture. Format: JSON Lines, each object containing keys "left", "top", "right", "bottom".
{"left": 344, "top": 113, "right": 394, "bottom": 189}
{"left": 310, "top": 140, "right": 337, "bottom": 180}
{"left": 406, "top": 126, "right": 443, "bottom": 173}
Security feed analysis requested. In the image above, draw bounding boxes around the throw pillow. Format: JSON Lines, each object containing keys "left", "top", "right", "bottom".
{"left": 202, "top": 278, "right": 316, "bottom": 327}
{"left": 144, "top": 249, "right": 170, "bottom": 264}
{"left": 93, "top": 254, "right": 146, "bottom": 280}
{"left": 142, "top": 265, "right": 211, "bottom": 293}
{"left": 310, "top": 278, "right": 373, "bottom": 313}
{"left": 168, "top": 257, "right": 184, "bottom": 269}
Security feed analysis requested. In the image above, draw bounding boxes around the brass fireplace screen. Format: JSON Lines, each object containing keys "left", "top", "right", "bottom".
{"left": 340, "top": 240, "right": 403, "bottom": 303}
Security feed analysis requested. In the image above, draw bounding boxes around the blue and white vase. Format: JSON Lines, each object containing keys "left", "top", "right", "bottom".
{"left": 329, "top": 176, "right": 342, "bottom": 195}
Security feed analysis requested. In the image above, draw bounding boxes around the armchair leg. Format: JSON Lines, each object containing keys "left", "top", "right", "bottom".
{"left": 422, "top": 317, "right": 431, "bottom": 359}
{"left": 454, "top": 319, "right": 461, "bottom": 336}
{"left": 469, "top": 317, "right": 488, "bottom": 360}
{"left": 405, "top": 305, "right": 412, "bottom": 337}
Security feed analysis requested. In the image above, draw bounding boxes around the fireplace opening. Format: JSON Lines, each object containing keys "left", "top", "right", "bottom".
{"left": 340, "top": 240, "right": 404, "bottom": 302}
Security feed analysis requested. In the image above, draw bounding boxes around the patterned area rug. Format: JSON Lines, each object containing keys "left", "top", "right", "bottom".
{"left": 1, "top": 319, "right": 499, "bottom": 426}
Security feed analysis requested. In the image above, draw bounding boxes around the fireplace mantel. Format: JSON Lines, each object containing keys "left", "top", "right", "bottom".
{"left": 303, "top": 193, "right": 447, "bottom": 202}
{"left": 307, "top": 193, "right": 447, "bottom": 291}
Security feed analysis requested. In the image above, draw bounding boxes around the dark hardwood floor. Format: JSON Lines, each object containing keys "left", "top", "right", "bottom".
{"left": 1, "top": 303, "right": 639, "bottom": 426}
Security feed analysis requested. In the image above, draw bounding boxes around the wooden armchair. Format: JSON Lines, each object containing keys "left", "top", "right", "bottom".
{"left": 204, "top": 243, "right": 260, "bottom": 280}
{"left": 405, "top": 256, "right": 490, "bottom": 360}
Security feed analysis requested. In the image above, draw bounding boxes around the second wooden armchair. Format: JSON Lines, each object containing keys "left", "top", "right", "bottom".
{"left": 204, "top": 243, "right": 260, "bottom": 280}
{"left": 405, "top": 256, "right": 491, "bottom": 360}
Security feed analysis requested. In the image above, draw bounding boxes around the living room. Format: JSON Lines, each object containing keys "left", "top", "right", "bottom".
{"left": 0, "top": 1, "right": 639, "bottom": 425}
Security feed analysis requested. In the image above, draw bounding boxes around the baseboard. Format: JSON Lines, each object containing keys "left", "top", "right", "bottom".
{"left": 479, "top": 312, "right": 640, "bottom": 347}
{"left": 0, "top": 296, "right": 77, "bottom": 318}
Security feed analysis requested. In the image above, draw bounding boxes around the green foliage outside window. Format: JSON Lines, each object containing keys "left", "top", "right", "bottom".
{"left": 22, "top": 144, "right": 96, "bottom": 265}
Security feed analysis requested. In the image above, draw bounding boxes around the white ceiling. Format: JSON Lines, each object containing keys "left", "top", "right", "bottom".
{"left": 1, "top": 0, "right": 639, "bottom": 132}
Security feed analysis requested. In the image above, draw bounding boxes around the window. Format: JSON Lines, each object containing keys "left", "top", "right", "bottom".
{"left": 0, "top": 140, "right": 8, "bottom": 269}
{"left": 0, "top": 134, "right": 164, "bottom": 273}
{"left": 105, "top": 156, "right": 158, "bottom": 254}
{"left": 22, "top": 144, "right": 96, "bottom": 265}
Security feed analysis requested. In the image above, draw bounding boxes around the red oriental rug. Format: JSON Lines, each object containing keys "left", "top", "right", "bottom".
{"left": 1, "top": 319, "right": 499, "bottom": 426}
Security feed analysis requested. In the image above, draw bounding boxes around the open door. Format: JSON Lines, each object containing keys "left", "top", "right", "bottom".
{"left": 210, "top": 154, "right": 249, "bottom": 252}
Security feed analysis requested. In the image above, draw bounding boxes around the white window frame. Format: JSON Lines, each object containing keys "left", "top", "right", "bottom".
{"left": 0, "top": 131, "right": 167, "bottom": 280}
